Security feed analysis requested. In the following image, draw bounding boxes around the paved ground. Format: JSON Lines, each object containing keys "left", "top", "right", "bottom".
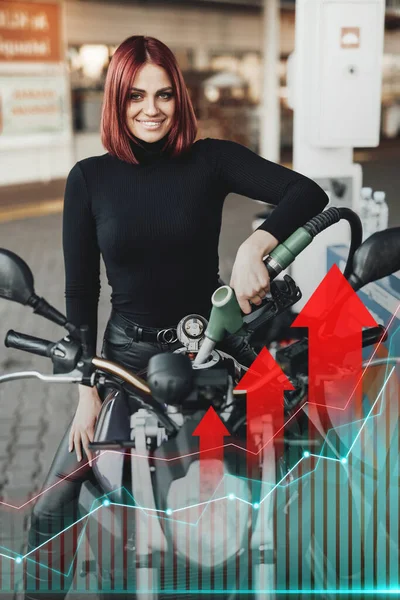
{"left": 0, "top": 142, "right": 399, "bottom": 599}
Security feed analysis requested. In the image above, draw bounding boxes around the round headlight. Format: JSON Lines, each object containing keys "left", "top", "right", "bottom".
{"left": 165, "top": 460, "right": 251, "bottom": 568}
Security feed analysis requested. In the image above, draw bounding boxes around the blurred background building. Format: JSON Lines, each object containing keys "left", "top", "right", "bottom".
{"left": 66, "top": 0, "right": 400, "bottom": 154}
{"left": 0, "top": 0, "right": 399, "bottom": 188}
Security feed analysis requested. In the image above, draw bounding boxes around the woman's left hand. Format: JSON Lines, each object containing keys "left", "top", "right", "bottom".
{"left": 230, "top": 230, "right": 279, "bottom": 314}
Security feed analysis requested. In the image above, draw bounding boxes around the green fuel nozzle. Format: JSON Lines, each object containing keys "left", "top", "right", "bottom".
{"left": 193, "top": 285, "right": 245, "bottom": 366}
{"left": 264, "top": 227, "right": 313, "bottom": 279}
{"left": 205, "top": 286, "right": 244, "bottom": 343}
{"left": 195, "top": 213, "right": 335, "bottom": 366}
{"left": 264, "top": 206, "right": 346, "bottom": 277}
{"left": 204, "top": 227, "right": 313, "bottom": 345}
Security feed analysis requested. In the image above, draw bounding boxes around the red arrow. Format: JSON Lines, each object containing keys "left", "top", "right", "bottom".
{"left": 235, "top": 347, "right": 294, "bottom": 471}
{"left": 192, "top": 407, "right": 231, "bottom": 500}
{"left": 292, "top": 264, "right": 377, "bottom": 444}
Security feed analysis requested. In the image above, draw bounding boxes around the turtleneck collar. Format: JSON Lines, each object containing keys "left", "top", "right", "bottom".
{"left": 130, "top": 133, "right": 170, "bottom": 165}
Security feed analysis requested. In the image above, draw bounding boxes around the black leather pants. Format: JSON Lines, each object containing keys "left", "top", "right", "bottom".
{"left": 24, "top": 311, "right": 258, "bottom": 599}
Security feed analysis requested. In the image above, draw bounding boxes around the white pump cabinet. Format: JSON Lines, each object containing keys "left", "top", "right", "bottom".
{"left": 303, "top": 0, "right": 385, "bottom": 148}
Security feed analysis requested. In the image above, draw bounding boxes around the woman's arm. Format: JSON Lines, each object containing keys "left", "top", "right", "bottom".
{"left": 63, "top": 162, "right": 101, "bottom": 352}
{"left": 208, "top": 138, "right": 329, "bottom": 312}
{"left": 63, "top": 163, "right": 102, "bottom": 462}
{"left": 210, "top": 138, "right": 329, "bottom": 243}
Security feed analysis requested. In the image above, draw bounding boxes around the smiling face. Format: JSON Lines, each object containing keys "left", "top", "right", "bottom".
{"left": 126, "top": 62, "right": 176, "bottom": 143}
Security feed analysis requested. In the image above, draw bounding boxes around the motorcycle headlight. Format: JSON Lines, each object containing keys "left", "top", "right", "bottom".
{"left": 165, "top": 459, "right": 251, "bottom": 568}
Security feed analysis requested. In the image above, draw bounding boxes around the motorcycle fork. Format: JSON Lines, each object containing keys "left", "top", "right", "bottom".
{"left": 250, "top": 415, "right": 277, "bottom": 600}
{"left": 130, "top": 410, "right": 168, "bottom": 600}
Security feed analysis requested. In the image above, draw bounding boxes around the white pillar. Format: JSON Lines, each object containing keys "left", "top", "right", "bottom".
{"left": 194, "top": 47, "right": 209, "bottom": 71}
{"left": 260, "top": 0, "right": 281, "bottom": 163}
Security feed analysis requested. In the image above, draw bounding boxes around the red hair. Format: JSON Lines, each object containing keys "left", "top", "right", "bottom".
{"left": 101, "top": 36, "right": 197, "bottom": 164}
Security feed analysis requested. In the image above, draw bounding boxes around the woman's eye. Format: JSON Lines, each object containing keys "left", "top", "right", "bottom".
{"left": 129, "top": 92, "right": 173, "bottom": 101}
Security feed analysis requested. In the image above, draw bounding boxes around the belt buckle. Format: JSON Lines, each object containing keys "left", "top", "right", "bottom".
{"left": 156, "top": 328, "right": 178, "bottom": 344}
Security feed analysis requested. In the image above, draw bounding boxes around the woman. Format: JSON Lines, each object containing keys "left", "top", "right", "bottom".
{"left": 24, "top": 36, "right": 328, "bottom": 599}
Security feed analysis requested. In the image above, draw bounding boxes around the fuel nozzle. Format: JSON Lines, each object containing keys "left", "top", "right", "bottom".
{"left": 263, "top": 207, "right": 345, "bottom": 277}
{"left": 206, "top": 286, "right": 244, "bottom": 342}
{"left": 264, "top": 228, "right": 313, "bottom": 278}
{"left": 194, "top": 209, "right": 342, "bottom": 367}
{"left": 193, "top": 285, "right": 244, "bottom": 366}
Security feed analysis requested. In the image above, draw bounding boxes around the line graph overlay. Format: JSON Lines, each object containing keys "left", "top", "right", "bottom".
{"left": 0, "top": 322, "right": 398, "bottom": 597}
{"left": 0, "top": 363, "right": 396, "bottom": 572}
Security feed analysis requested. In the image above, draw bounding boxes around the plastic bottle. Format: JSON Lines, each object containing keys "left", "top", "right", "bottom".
{"left": 367, "top": 194, "right": 380, "bottom": 238}
{"left": 372, "top": 191, "right": 389, "bottom": 232}
{"left": 360, "top": 187, "right": 373, "bottom": 239}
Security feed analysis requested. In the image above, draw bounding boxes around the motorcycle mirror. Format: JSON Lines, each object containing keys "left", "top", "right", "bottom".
{"left": 348, "top": 227, "right": 400, "bottom": 291}
{"left": 0, "top": 249, "right": 35, "bottom": 305}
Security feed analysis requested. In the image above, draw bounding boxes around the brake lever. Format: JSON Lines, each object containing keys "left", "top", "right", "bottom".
{"left": 0, "top": 369, "right": 84, "bottom": 385}
{"left": 243, "top": 275, "right": 302, "bottom": 334}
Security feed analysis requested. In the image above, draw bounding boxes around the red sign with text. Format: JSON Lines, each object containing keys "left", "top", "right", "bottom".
{"left": 0, "top": 1, "right": 62, "bottom": 62}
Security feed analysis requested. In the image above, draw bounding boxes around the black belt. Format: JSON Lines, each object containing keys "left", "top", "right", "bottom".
{"left": 110, "top": 310, "right": 178, "bottom": 345}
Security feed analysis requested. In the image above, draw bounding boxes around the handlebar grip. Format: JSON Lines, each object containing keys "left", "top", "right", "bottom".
{"left": 362, "top": 325, "right": 387, "bottom": 347}
{"left": 5, "top": 330, "right": 54, "bottom": 358}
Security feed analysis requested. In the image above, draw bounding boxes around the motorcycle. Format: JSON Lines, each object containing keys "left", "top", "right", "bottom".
{"left": 0, "top": 207, "right": 399, "bottom": 600}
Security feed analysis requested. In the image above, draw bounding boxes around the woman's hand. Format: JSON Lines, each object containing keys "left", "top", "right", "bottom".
{"left": 69, "top": 385, "right": 102, "bottom": 463}
{"left": 230, "top": 230, "right": 279, "bottom": 314}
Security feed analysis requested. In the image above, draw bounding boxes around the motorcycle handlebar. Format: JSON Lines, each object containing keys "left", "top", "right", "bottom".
{"left": 361, "top": 325, "right": 387, "bottom": 347}
{"left": 5, "top": 330, "right": 54, "bottom": 358}
{"left": 4, "top": 324, "right": 390, "bottom": 387}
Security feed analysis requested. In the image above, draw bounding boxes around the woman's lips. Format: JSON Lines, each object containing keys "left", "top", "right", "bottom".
{"left": 136, "top": 119, "right": 166, "bottom": 129}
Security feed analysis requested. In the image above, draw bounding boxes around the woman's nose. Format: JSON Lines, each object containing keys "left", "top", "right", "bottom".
{"left": 143, "top": 96, "right": 159, "bottom": 116}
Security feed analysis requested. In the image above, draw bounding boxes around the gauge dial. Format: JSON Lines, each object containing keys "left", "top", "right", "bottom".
{"left": 176, "top": 314, "right": 208, "bottom": 351}
{"left": 184, "top": 317, "right": 204, "bottom": 339}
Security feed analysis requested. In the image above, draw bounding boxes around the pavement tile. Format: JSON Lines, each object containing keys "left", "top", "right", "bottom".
{"left": 0, "top": 403, "right": 18, "bottom": 419}
{"left": 8, "top": 453, "right": 39, "bottom": 472}
{"left": 0, "top": 485, "right": 38, "bottom": 505}
{"left": 0, "top": 440, "right": 10, "bottom": 459}
{"left": 0, "top": 418, "right": 15, "bottom": 430}
{"left": 14, "top": 430, "right": 40, "bottom": 449}
{"left": 17, "top": 414, "right": 43, "bottom": 429}
{"left": 5, "top": 470, "right": 39, "bottom": 489}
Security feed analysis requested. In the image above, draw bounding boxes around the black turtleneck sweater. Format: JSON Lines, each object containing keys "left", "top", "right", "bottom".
{"left": 63, "top": 137, "right": 329, "bottom": 349}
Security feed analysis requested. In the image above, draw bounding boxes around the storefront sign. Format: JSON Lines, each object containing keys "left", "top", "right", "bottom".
{"left": 0, "top": 75, "right": 68, "bottom": 137}
{"left": 0, "top": 1, "right": 61, "bottom": 62}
